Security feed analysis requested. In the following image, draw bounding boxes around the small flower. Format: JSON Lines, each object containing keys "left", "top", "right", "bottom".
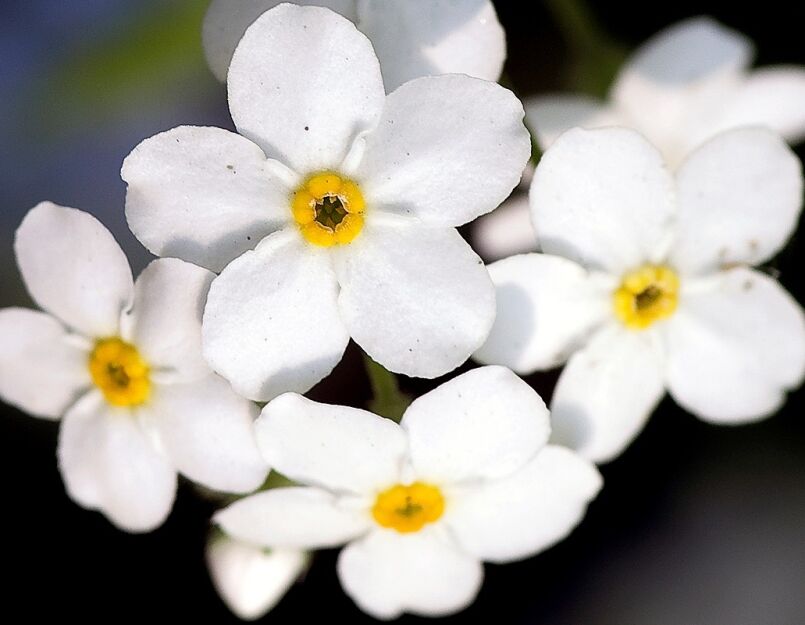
{"left": 527, "top": 16, "right": 805, "bottom": 166}
{"left": 475, "top": 127, "right": 805, "bottom": 463}
{"left": 123, "top": 4, "right": 530, "bottom": 401}
{"left": 203, "top": 0, "right": 506, "bottom": 91}
{"left": 0, "top": 203, "right": 268, "bottom": 531}
{"left": 214, "top": 366, "right": 601, "bottom": 619}
{"left": 206, "top": 533, "right": 310, "bottom": 621}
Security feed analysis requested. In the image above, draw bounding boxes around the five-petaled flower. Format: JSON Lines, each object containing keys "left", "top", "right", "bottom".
{"left": 0, "top": 203, "right": 268, "bottom": 531}
{"left": 203, "top": 0, "right": 506, "bottom": 91}
{"left": 475, "top": 127, "right": 805, "bottom": 463}
{"left": 214, "top": 366, "right": 601, "bottom": 619}
{"left": 122, "top": 4, "right": 531, "bottom": 401}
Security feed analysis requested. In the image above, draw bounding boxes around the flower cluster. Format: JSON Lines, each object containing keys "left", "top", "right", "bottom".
{"left": 1, "top": 2, "right": 803, "bottom": 621}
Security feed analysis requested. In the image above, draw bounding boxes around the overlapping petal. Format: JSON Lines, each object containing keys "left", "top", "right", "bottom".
{"left": 475, "top": 254, "right": 611, "bottom": 373}
{"left": 15, "top": 202, "right": 133, "bottom": 337}
{"left": 334, "top": 221, "right": 494, "bottom": 378}
{"left": 203, "top": 230, "right": 349, "bottom": 401}
{"left": 227, "top": 4, "right": 384, "bottom": 174}
{"left": 356, "top": 74, "right": 530, "bottom": 227}
{"left": 524, "top": 94, "right": 620, "bottom": 150}
{"left": 665, "top": 268, "right": 805, "bottom": 423}
{"left": 402, "top": 366, "right": 550, "bottom": 484}
{"left": 256, "top": 393, "right": 407, "bottom": 494}
{"left": 122, "top": 126, "right": 290, "bottom": 272}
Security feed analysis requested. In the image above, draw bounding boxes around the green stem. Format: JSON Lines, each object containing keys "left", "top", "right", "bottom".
{"left": 363, "top": 354, "right": 411, "bottom": 422}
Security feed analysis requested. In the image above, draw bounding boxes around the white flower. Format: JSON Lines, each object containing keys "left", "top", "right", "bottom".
{"left": 0, "top": 203, "right": 268, "bottom": 531}
{"left": 528, "top": 16, "right": 805, "bottom": 166}
{"left": 214, "top": 366, "right": 601, "bottom": 619}
{"left": 206, "top": 533, "right": 310, "bottom": 621}
{"left": 203, "top": 0, "right": 505, "bottom": 91}
{"left": 122, "top": 4, "right": 530, "bottom": 401}
{"left": 475, "top": 127, "right": 805, "bottom": 463}
{"left": 478, "top": 16, "right": 805, "bottom": 261}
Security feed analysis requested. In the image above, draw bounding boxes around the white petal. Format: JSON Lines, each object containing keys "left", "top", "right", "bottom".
{"left": 447, "top": 446, "right": 601, "bottom": 563}
{"left": 0, "top": 308, "right": 89, "bottom": 419}
{"left": 337, "top": 528, "right": 483, "bottom": 619}
{"left": 214, "top": 487, "right": 370, "bottom": 549}
{"left": 358, "top": 0, "right": 505, "bottom": 91}
{"left": 207, "top": 536, "right": 309, "bottom": 621}
{"left": 127, "top": 258, "right": 214, "bottom": 382}
{"left": 402, "top": 366, "right": 550, "bottom": 484}
{"left": 145, "top": 375, "right": 267, "bottom": 494}
{"left": 122, "top": 126, "right": 290, "bottom": 272}
{"left": 334, "top": 221, "right": 494, "bottom": 378}
{"left": 475, "top": 254, "right": 611, "bottom": 374}
{"left": 15, "top": 202, "right": 133, "bottom": 337}
{"left": 665, "top": 268, "right": 805, "bottom": 423}
{"left": 357, "top": 74, "right": 530, "bottom": 227}
{"left": 670, "top": 128, "right": 803, "bottom": 275}
{"left": 617, "top": 16, "right": 753, "bottom": 87}
{"left": 524, "top": 94, "right": 621, "bottom": 150}
{"left": 256, "top": 393, "right": 407, "bottom": 494}
{"left": 530, "top": 128, "right": 675, "bottom": 273}
{"left": 57, "top": 392, "right": 177, "bottom": 532}
{"left": 471, "top": 193, "right": 537, "bottom": 261}
{"left": 203, "top": 230, "right": 349, "bottom": 401}
{"left": 227, "top": 4, "right": 384, "bottom": 174}
{"left": 550, "top": 324, "right": 666, "bottom": 463}
{"left": 203, "top": 0, "right": 358, "bottom": 82}
{"left": 715, "top": 67, "right": 805, "bottom": 144}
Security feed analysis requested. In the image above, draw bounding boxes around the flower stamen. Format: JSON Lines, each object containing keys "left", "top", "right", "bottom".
{"left": 89, "top": 338, "right": 151, "bottom": 407}
{"left": 614, "top": 265, "right": 679, "bottom": 330}
{"left": 292, "top": 171, "right": 365, "bottom": 247}
{"left": 372, "top": 482, "right": 445, "bottom": 533}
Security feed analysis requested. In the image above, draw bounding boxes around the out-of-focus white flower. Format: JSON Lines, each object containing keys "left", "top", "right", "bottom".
{"left": 475, "top": 127, "right": 805, "bottom": 463}
{"left": 479, "top": 16, "right": 805, "bottom": 261}
{"left": 528, "top": 16, "right": 805, "bottom": 166}
{"left": 123, "top": 5, "right": 530, "bottom": 401}
{"left": 207, "top": 533, "right": 310, "bottom": 621}
{"left": 214, "top": 366, "right": 601, "bottom": 619}
{"left": 203, "top": 0, "right": 505, "bottom": 91}
{"left": 0, "top": 203, "right": 268, "bottom": 532}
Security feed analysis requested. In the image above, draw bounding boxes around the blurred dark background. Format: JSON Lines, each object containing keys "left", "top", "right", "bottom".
{"left": 1, "top": 1, "right": 804, "bottom": 623}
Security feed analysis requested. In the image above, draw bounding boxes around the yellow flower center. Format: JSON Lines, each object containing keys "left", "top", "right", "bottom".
{"left": 291, "top": 171, "right": 365, "bottom": 247}
{"left": 613, "top": 265, "right": 680, "bottom": 330}
{"left": 88, "top": 338, "right": 151, "bottom": 407}
{"left": 372, "top": 482, "right": 445, "bottom": 533}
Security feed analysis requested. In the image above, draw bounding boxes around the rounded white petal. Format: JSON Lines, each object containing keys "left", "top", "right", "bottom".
{"left": 357, "top": 74, "right": 530, "bottom": 227}
{"left": 550, "top": 324, "right": 666, "bottom": 464}
{"left": 617, "top": 16, "right": 753, "bottom": 87}
{"left": 122, "top": 126, "right": 291, "bottom": 272}
{"left": 524, "top": 94, "right": 621, "bottom": 150}
{"left": 402, "top": 366, "right": 550, "bottom": 484}
{"left": 475, "top": 254, "right": 611, "bottom": 374}
{"left": 670, "top": 128, "right": 803, "bottom": 275}
{"left": 203, "top": 230, "right": 349, "bottom": 401}
{"left": 530, "top": 128, "right": 675, "bottom": 273}
{"left": 0, "top": 308, "right": 90, "bottom": 419}
{"left": 228, "top": 4, "right": 384, "bottom": 174}
{"left": 471, "top": 193, "right": 537, "bottom": 261}
{"left": 447, "top": 446, "right": 601, "bottom": 563}
{"left": 15, "top": 202, "right": 133, "bottom": 337}
{"left": 145, "top": 375, "right": 267, "bottom": 494}
{"left": 357, "top": 0, "right": 505, "bottom": 91}
{"left": 665, "top": 268, "right": 805, "bottom": 424}
{"left": 256, "top": 393, "right": 407, "bottom": 494}
{"left": 57, "top": 392, "right": 177, "bottom": 532}
{"left": 337, "top": 528, "right": 483, "bottom": 619}
{"left": 207, "top": 536, "right": 309, "bottom": 621}
{"left": 214, "top": 487, "right": 370, "bottom": 549}
{"left": 203, "top": 0, "right": 358, "bottom": 82}
{"left": 715, "top": 67, "right": 805, "bottom": 144}
{"left": 127, "top": 258, "right": 214, "bottom": 382}
{"left": 334, "top": 221, "right": 494, "bottom": 378}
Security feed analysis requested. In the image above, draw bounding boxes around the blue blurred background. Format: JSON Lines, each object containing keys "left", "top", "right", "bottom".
{"left": 0, "top": 1, "right": 804, "bottom": 624}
